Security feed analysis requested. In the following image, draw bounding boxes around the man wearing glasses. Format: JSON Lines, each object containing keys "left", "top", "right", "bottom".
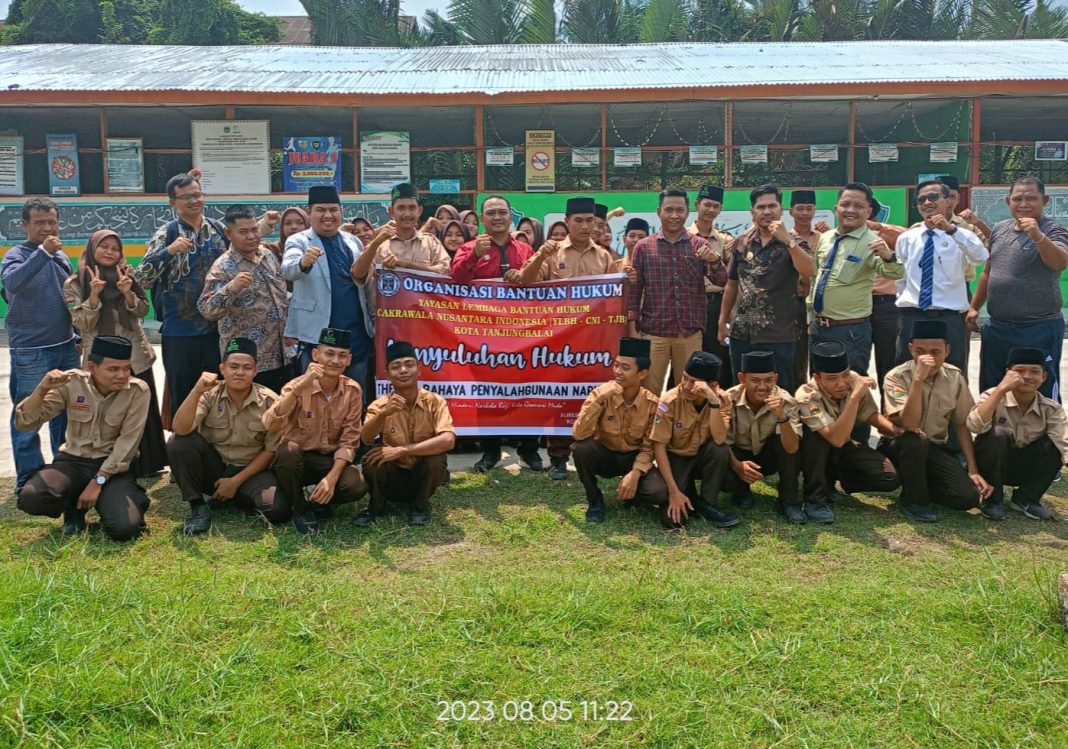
{"left": 135, "top": 171, "right": 230, "bottom": 417}
{"left": 893, "top": 180, "right": 987, "bottom": 372}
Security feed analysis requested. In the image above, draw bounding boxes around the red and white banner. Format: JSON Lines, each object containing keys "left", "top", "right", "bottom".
{"left": 373, "top": 268, "right": 627, "bottom": 435}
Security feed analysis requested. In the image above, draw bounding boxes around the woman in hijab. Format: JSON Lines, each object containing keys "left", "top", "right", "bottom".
{"left": 516, "top": 217, "right": 544, "bottom": 249}
{"left": 265, "top": 206, "right": 309, "bottom": 263}
{"left": 547, "top": 220, "right": 568, "bottom": 243}
{"left": 349, "top": 217, "right": 376, "bottom": 246}
{"left": 435, "top": 204, "right": 461, "bottom": 222}
{"left": 438, "top": 219, "right": 471, "bottom": 258}
{"left": 459, "top": 210, "right": 480, "bottom": 237}
{"left": 63, "top": 230, "right": 167, "bottom": 477}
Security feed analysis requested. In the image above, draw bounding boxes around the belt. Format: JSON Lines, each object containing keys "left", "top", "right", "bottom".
{"left": 901, "top": 307, "right": 964, "bottom": 317}
{"left": 814, "top": 316, "right": 867, "bottom": 328}
{"left": 872, "top": 294, "right": 896, "bottom": 303}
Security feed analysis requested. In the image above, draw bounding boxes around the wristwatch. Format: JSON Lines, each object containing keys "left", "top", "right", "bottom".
{"left": 94, "top": 473, "right": 108, "bottom": 486}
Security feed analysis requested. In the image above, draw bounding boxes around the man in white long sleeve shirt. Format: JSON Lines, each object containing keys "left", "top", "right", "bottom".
{"left": 893, "top": 179, "right": 988, "bottom": 372}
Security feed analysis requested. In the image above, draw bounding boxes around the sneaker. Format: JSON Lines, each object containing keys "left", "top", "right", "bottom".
{"left": 183, "top": 504, "right": 212, "bottom": 535}
{"left": 473, "top": 451, "right": 501, "bottom": 473}
{"left": 780, "top": 503, "right": 807, "bottom": 524}
{"left": 980, "top": 500, "right": 1007, "bottom": 521}
{"left": 312, "top": 505, "right": 334, "bottom": 521}
{"left": 585, "top": 501, "right": 606, "bottom": 523}
{"left": 548, "top": 458, "right": 569, "bottom": 481}
{"left": 409, "top": 508, "right": 431, "bottom": 526}
{"left": 692, "top": 501, "right": 741, "bottom": 528}
{"left": 1009, "top": 498, "right": 1053, "bottom": 521}
{"left": 354, "top": 509, "right": 377, "bottom": 527}
{"left": 804, "top": 502, "right": 835, "bottom": 524}
{"left": 900, "top": 501, "right": 939, "bottom": 523}
{"left": 292, "top": 511, "right": 321, "bottom": 535}
{"left": 519, "top": 452, "right": 544, "bottom": 472}
{"left": 62, "top": 509, "right": 87, "bottom": 536}
{"left": 731, "top": 490, "right": 756, "bottom": 510}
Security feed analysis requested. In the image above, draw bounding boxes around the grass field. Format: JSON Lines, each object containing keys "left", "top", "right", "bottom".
{"left": 0, "top": 467, "right": 1066, "bottom": 748}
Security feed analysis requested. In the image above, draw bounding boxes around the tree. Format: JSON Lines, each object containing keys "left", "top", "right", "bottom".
{"left": 150, "top": 0, "right": 280, "bottom": 44}
{"left": 298, "top": 0, "right": 411, "bottom": 46}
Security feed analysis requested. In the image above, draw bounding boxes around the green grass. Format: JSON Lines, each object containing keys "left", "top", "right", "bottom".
{"left": 1, "top": 468, "right": 1066, "bottom": 748}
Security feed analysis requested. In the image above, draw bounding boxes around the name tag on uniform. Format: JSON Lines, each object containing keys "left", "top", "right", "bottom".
{"left": 846, "top": 255, "right": 862, "bottom": 263}
{"left": 675, "top": 421, "right": 683, "bottom": 428}
{"left": 71, "top": 403, "right": 91, "bottom": 411}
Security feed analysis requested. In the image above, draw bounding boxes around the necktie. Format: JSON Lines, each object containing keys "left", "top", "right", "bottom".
{"left": 918, "top": 229, "right": 936, "bottom": 311}
{"left": 813, "top": 234, "right": 846, "bottom": 315}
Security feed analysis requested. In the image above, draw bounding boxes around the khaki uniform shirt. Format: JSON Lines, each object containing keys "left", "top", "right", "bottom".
{"left": 724, "top": 384, "right": 802, "bottom": 453}
{"left": 262, "top": 376, "right": 364, "bottom": 463}
{"left": 365, "top": 233, "right": 452, "bottom": 281}
{"left": 648, "top": 386, "right": 723, "bottom": 457}
{"left": 14, "top": 371, "right": 150, "bottom": 476}
{"left": 688, "top": 223, "right": 731, "bottom": 293}
{"left": 571, "top": 382, "right": 658, "bottom": 473}
{"left": 790, "top": 226, "right": 822, "bottom": 298}
{"left": 883, "top": 361, "right": 972, "bottom": 444}
{"left": 795, "top": 374, "right": 878, "bottom": 432}
{"left": 524, "top": 237, "right": 618, "bottom": 281}
{"left": 364, "top": 388, "right": 455, "bottom": 469}
{"left": 63, "top": 277, "right": 156, "bottom": 375}
{"left": 966, "top": 388, "right": 1068, "bottom": 462}
{"left": 194, "top": 382, "right": 280, "bottom": 465}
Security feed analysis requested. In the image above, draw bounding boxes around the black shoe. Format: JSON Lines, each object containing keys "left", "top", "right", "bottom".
{"left": 354, "top": 509, "right": 377, "bottom": 527}
{"left": 183, "top": 504, "right": 212, "bottom": 535}
{"left": 312, "top": 505, "right": 334, "bottom": 521}
{"left": 409, "top": 508, "right": 431, "bottom": 526}
{"left": 693, "top": 501, "right": 741, "bottom": 528}
{"left": 473, "top": 451, "right": 501, "bottom": 473}
{"left": 292, "top": 511, "right": 321, "bottom": 535}
{"left": 1010, "top": 497, "right": 1054, "bottom": 520}
{"left": 804, "top": 502, "right": 835, "bottom": 524}
{"left": 780, "top": 503, "right": 807, "bottom": 524}
{"left": 519, "top": 452, "right": 544, "bottom": 472}
{"left": 980, "top": 500, "right": 1007, "bottom": 521}
{"left": 828, "top": 490, "right": 853, "bottom": 504}
{"left": 549, "top": 458, "right": 569, "bottom": 481}
{"left": 731, "top": 490, "right": 755, "bottom": 510}
{"left": 658, "top": 506, "right": 684, "bottom": 532}
{"left": 585, "top": 501, "right": 606, "bottom": 523}
{"left": 900, "top": 501, "right": 938, "bottom": 523}
{"left": 62, "top": 509, "right": 87, "bottom": 536}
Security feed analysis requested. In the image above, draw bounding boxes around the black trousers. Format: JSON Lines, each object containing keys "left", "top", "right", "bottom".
{"left": 273, "top": 441, "right": 367, "bottom": 515}
{"left": 880, "top": 431, "right": 979, "bottom": 509}
{"left": 665, "top": 441, "right": 732, "bottom": 505}
{"left": 702, "top": 291, "right": 733, "bottom": 388}
{"left": 800, "top": 427, "right": 900, "bottom": 503}
{"left": 254, "top": 365, "right": 293, "bottom": 395}
{"left": 365, "top": 454, "right": 447, "bottom": 514}
{"left": 17, "top": 452, "right": 149, "bottom": 541}
{"left": 973, "top": 429, "right": 1063, "bottom": 506}
{"left": 896, "top": 308, "right": 968, "bottom": 373}
{"left": 870, "top": 294, "right": 899, "bottom": 409}
{"left": 728, "top": 440, "right": 800, "bottom": 504}
{"left": 480, "top": 437, "right": 540, "bottom": 458}
{"left": 162, "top": 332, "right": 221, "bottom": 418}
{"left": 166, "top": 432, "right": 289, "bottom": 523}
{"left": 571, "top": 437, "right": 667, "bottom": 506}
{"left": 793, "top": 296, "right": 809, "bottom": 388}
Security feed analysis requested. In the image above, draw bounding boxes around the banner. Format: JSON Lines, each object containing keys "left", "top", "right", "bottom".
{"left": 613, "top": 147, "right": 641, "bottom": 167}
{"left": 373, "top": 268, "right": 626, "bottom": 435}
{"left": 809, "top": 144, "right": 839, "bottom": 163}
{"left": 571, "top": 147, "right": 600, "bottom": 168}
{"left": 106, "top": 138, "right": 144, "bottom": 193}
{"left": 192, "top": 120, "right": 271, "bottom": 195}
{"left": 868, "top": 143, "right": 899, "bottom": 163}
{"left": 688, "top": 146, "right": 718, "bottom": 165}
{"left": 739, "top": 145, "right": 767, "bottom": 164}
{"left": 485, "top": 147, "right": 514, "bottom": 166}
{"left": 1035, "top": 141, "right": 1067, "bottom": 161}
{"left": 283, "top": 135, "right": 342, "bottom": 192}
{"left": 0, "top": 136, "right": 24, "bottom": 196}
{"left": 46, "top": 133, "right": 81, "bottom": 197}
{"left": 930, "top": 142, "right": 958, "bottom": 163}
{"left": 525, "top": 130, "right": 556, "bottom": 192}
{"left": 360, "top": 131, "right": 411, "bottom": 192}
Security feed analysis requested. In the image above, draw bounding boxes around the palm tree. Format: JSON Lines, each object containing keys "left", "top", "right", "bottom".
{"left": 966, "top": 0, "right": 1068, "bottom": 39}
{"left": 299, "top": 0, "right": 409, "bottom": 45}
{"left": 560, "top": 0, "right": 627, "bottom": 43}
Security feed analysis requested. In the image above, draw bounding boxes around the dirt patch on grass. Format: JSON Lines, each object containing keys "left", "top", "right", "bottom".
{"left": 873, "top": 529, "right": 952, "bottom": 559}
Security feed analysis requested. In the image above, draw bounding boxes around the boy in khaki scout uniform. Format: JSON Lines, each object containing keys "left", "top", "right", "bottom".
{"left": 357, "top": 340, "right": 456, "bottom": 527}
{"left": 880, "top": 319, "right": 992, "bottom": 522}
{"left": 795, "top": 341, "right": 902, "bottom": 525}
{"left": 649, "top": 351, "right": 738, "bottom": 531}
{"left": 16, "top": 335, "right": 151, "bottom": 541}
{"left": 967, "top": 347, "right": 1067, "bottom": 521}
{"left": 263, "top": 327, "right": 368, "bottom": 535}
{"left": 723, "top": 351, "right": 803, "bottom": 521}
{"left": 571, "top": 337, "right": 666, "bottom": 523}
{"left": 168, "top": 337, "right": 287, "bottom": 535}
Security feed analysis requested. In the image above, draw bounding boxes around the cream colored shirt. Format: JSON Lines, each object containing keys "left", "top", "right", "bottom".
{"left": 193, "top": 383, "right": 280, "bottom": 465}
{"left": 724, "top": 384, "right": 802, "bottom": 453}
{"left": 262, "top": 376, "right": 364, "bottom": 463}
{"left": 883, "top": 361, "right": 972, "bottom": 444}
{"left": 966, "top": 388, "right": 1068, "bottom": 462}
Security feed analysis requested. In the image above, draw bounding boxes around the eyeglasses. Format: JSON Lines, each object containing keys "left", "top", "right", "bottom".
{"left": 174, "top": 193, "right": 205, "bottom": 202}
{"left": 915, "top": 194, "right": 942, "bottom": 205}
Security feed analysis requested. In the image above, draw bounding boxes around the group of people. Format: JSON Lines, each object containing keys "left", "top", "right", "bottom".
{"left": 3, "top": 169, "right": 1065, "bottom": 540}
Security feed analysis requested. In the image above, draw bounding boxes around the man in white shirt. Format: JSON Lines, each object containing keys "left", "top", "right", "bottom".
{"left": 894, "top": 179, "right": 988, "bottom": 372}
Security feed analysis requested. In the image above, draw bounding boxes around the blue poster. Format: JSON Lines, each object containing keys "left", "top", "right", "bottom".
{"left": 46, "top": 133, "right": 80, "bottom": 197}
{"left": 283, "top": 136, "right": 342, "bottom": 193}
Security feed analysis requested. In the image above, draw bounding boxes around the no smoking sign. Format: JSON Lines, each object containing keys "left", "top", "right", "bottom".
{"left": 530, "top": 152, "right": 551, "bottom": 171}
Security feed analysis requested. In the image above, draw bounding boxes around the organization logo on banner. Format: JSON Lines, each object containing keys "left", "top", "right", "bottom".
{"left": 377, "top": 271, "right": 401, "bottom": 297}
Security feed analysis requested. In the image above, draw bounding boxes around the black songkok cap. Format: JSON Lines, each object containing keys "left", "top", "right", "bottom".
{"left": 790, "top": 190, "right": 817, "bottom": 207}
{"left": 224, "top": 337, "right": 257, "bottom": 360}
{"left": 741, "top": 350, "right": 775, "bottom": 374}
{"left": 565, "top": 197, "right": 596, "bottom": 216}
{"left": 619, "top": 337, "right": 650, "bottom": 359}
{"left": 390, "top": 182, "right": 418, "bottom": 203}
{"left": 1006, "top": 347, "right": 1046, "bottom": 366}
{"left": 594, "top": 203, "right": 608, "bottom": 220}
{"left": 684, "top": 351, "right": 721, "bottom": 382}
{"left": 308, "top": 185, "right": 341, "bottom": 206}
{"left": 624, "top": 218, "right": 650, "bottom": 234}
{"left": 910, "top": 320, "right": 948, "bottom": 341}
{"left": 937, "top": 175, "right": 961, "bottom": 191}
{"left": 386, "top": 340, "right": 417, "bottom": 363}
{"left": 91, "top": 335, "right": 132, "bottom": 361}
{"left": 697, "top": 184, "right": 725, "bottom": 203}
{"left": 318, "top": 327, "right": 351, "bottom": 349}
{"left": 810, "top": 341, "right": 850, "bottom": 374}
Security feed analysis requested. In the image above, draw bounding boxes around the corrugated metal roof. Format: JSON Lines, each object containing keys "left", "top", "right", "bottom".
{"left": 1, "top": 40, "right": 1067, "bottom": 96}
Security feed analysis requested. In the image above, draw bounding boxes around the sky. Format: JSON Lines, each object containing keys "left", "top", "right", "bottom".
{"left": 0, "top": 0, "right": 446, "bottom": 20}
